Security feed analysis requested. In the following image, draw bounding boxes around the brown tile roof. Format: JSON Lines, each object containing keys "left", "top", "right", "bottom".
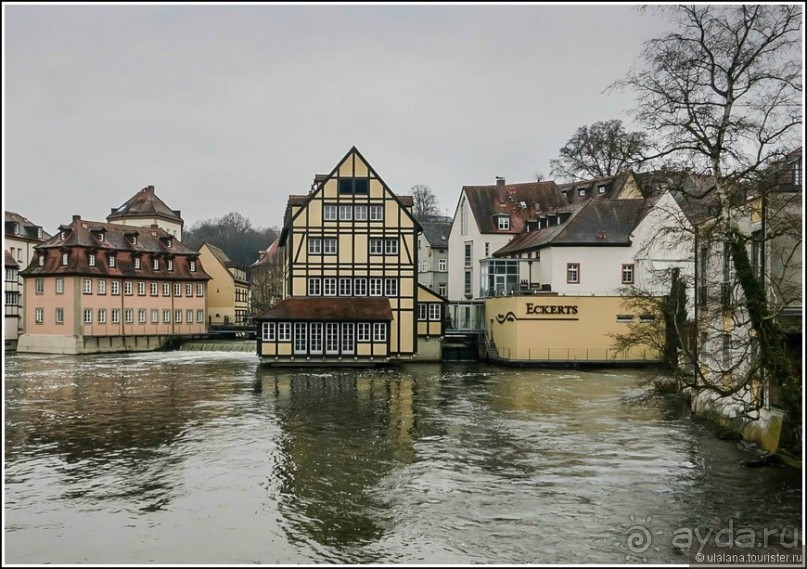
{"left": 398, "top": 195, "right": 414, "bottom": 207}
{"left": 250, "top": 237, "right": 282, "bottom": 267}
{"left": 19, "top": 216, "right": 210, "bottom": 281}
{"left": 107, "top": 185, "right": 183, "bottom": 223}
{"left": 254, "top": 297, "right": 393, "bottom": 322}
{"left": 494, "top": 197, "right": 653, "bottom": 255}
{"left": 463, "top": 180, "right": 566, "bottom": 234}
{"left": 5, "top": 211, "right": 52, "bottom": 241}
{"left": 5, "top": 250, "right": 19, "bottom": 268}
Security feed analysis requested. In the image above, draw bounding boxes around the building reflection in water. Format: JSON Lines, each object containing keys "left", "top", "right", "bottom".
{"left": 253, "top": 366, "right": 429, "bottom": 554}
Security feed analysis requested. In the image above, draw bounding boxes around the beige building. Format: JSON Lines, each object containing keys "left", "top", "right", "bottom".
{"left": 5, "top": 211, "right": 51, "bottom": 348}
{"left": 255, "top": 147, "right": 446, "bottom": 365}
{"left": 198, "top": 242, "right": 250, "bottom": 326}
{"left": 18, "top": 216, "right": 211, "bottom": 354}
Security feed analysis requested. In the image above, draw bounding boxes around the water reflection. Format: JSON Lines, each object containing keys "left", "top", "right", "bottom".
{"left": 253, "top": 368, "right": 424, "bottom": 560}
{"left": 4, "top": 354, "right": 802, "bottom": 564}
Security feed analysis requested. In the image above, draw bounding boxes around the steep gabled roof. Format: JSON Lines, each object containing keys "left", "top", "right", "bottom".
{"left": 462, "top": 180, "right": 566, "bottom": 234}
{"left": 280, "top": 146, "right": 419, "bottom": 246}
{"left": 202, "top": 242, "right": 232, "bottom": 265}
{"left": 107, "top": 185, "right": 183, "bottom": 224}
{"left": 420, "top": 220, "right": 451, "bottom": 248}
{"left": 251, "top": 237, "right": 282, "bottom": 267}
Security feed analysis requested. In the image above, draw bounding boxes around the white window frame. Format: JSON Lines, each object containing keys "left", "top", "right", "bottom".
{"left": 175, "top": 309, "right": 182, "bottom": 323}
{"left": 338, "top": 205, "right": 353, "bottom": 221}
{"left": 308, "top": 237, "right": 322, "bottom": 255}
{"left": 151, "top": 309, "right": 159, "bottom": 323}
{"left": 357, "top": 322, "right": 371, "bottom": 342}
{"left": 373, "top": 323, "right": 386, "bottom": 342}
{"left": 369, "top": 278, "right": 383, "bottom": 296}
{"left": 55, "top": 307, "right": 64, "bottom": 324}
{"left": 384, "top": 278, "right": 398, "bottom": 297}
{"left": 163, "top": 309, "right": 171, "bottom": 323}
{"left": 325, "top": 322, "right": 339, "bottom": 354}
{"left": 125, "top": 309, "right": 134, "bottom": 323}
{"left": 338, "top": 278, "right": 352, "bottom": 296}
{"left": 354, "top": 278, "right": 367, "bottom": 296}
{"left": 369, "top": 239, "right": 383, "bottom": 255}
{"left": 308, "top": 278, "right": 322, "bottom": 296}
{"left": 55, "top": 278, "right": 64, "bottom": 294}
{"left": 124, "top": 281, "right": 133, "bottom": 295}
{"left": 186, "top": 283, "right": 193, "bottom": 297}
{"left": 151, "top": 282, "right": 158, "bottom": 296}
{"left": 385, "top": 239, "right": 398, "bottom": 255}
{"left": 263, "top": 322, "right": 276, "bottom": 341}
{"left": 197, "top": 283, "right": 204, "bottom": 296}
{"left": 97, "top": 280, "right": 106, "bottom": 295}
{"left": 174, "top": 283, "right": 181, "bottom": 296}
{"left": 138, "top": 309, "right": 147, "bottom": 323}
{"left": 354, "top": 205, "right": 368, "bottom": 221}
{"left": 109, "top": 255, "right": 116, "bottom": 268}
{"left": 429, "top": 304, "right": 441, "bottom": 321}
{"left": 418, "top": 304, "right": 428, "bottom": 321}
{"left": 278, "top": 322, "right": 291, "bottom": 342}
{"left": 310, "top": 322, "right": 323, "bottom": 354}
{"left": 197, "top": 309, "right": 205, "bottom": 323}
{"left": 35, "top": 308, "right": 44, "bottom": 324}
{"left": 323, "top": 238, "right": 337, "bottom": 255}
{"left": 163, "top": 283, "right": 171, "bottom": 296}
{"left": 83, "top": 278, "right": 92, "bottom": 294}
{"left": 293, "top": 322, "right": 307, "bottom": 354}
{"left": 111, "top": 281, "right": 120, "bottom": 295}
{"left": 438, "top": 259, "right": 447, "bottom": 272}
{"left": 369, "top": 205, "right": 383, "bottom": 221}
{"left": 497, "top": 216, "right": 510, "bottom": 231}
{"left": 324, "top": 205, "right": 338, "bottom": 221}
{"left": 323, "top": 278, "right": 337, "bottom": 297}
{"left": 186, "top": 309, "right": 193, "bottom": 323}
{"left": 341, "top": 322, "right": 355, "bottom": 354}
{"left": 153, "top": 258, "right": 160, "bottom": 270}
{"left": 137, "top": 281, "right": 146, "bottom": 296}
{"left": 112, "top": 309, "right": 121, "bottom": 324}
{"left": 83, "top": 309, "right": 93, "bottom": 324}
{"left": 88, "top": 253, "right": 96, "bottom": 267}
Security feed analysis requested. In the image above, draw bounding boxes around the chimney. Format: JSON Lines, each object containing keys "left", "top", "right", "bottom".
{"left": 143, "top": 185, "right": 155, "bottom": 194}
{"left": 496, "top": 176, "right": 505, "bottom": 187}
{"left": 72, "top": 215, "right": 81, "bottom": 222}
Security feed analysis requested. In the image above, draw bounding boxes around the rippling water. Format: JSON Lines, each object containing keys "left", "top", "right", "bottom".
{"left": 4, "top": 351, "right": 802, "bottom": 564}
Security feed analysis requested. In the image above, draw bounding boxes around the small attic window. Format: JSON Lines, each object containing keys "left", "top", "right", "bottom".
{"left": 338, "top": 178, "right": 369, "bottom": 195}
{"left": 37, "top": 227, "right": 43, "bottom": 239}
{"left": 598, "top": 185, "right": 606, "bottom": 194}
{"left": 497, "top": 216, "right": 510, "bottom": 231}
{"left": 578, "top": 188, "right": 586, "bottom": 197}
{"left": 38, "top": 254, "right": 45, "bottom": 266}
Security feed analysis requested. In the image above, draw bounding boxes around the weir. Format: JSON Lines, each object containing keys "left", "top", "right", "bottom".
{"left": 178, "top": 339, "right": 256, "bottom": 353}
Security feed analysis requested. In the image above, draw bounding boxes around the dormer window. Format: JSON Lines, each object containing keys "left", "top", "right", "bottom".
{"left": 37, "top": 227, "right": 43, "bottom": 239}
{"left": 109, "top": 255, "right": 116, "bottom": 268}
{"left": 13, "top": 222, "right": 20, "bottom": 235}
{"left": 38, "top": 254, "right": 45, "bottom": 267}
{"left": 167, "top": 259, "right": 173, "bottom": 271}
{"left": 153, "top": 258, "right": 159, "bottom": 270}
{"left": 99, "top": 232, "right": 105, "bottom": 241}
{"left": 578, "top": 189, "right": 586, "bottom": 197}
{"left": 62, "top": 252, "right": 69, "bottom": 265}
{"left": 166, "top": 239, "right": 172, "bottom": 248}
{"left": 190, "top": 260, "right": 196, "bottom": 272}
{"left": 497, "top": 216, "right": 510, "bottom": 231}
{"left": 88, "top": 254, "right": 96, "bottom": 267}
{"left": 60, "top": 231, "right": 66, "bottom": 240}
{"left": 598, "top": 185, "right": 606, "bottom": 194}
{"left": 134, "top": 257, "right": 141, "bottom": 270}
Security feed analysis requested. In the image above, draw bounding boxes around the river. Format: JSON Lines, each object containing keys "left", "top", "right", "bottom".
{"left": 3, "top": 351, "right": 802, "bottom": 564}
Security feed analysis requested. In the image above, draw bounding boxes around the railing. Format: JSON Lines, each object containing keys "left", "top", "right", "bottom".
{"left": 494, "top": 346, "right": 661, "bottom": 362}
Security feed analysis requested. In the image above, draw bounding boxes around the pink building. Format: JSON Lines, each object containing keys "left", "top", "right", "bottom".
{"left": 18, "top": 215, "right": 211, "bottom": 354}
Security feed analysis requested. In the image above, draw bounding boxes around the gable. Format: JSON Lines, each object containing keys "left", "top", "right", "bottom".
{"left": 290, "top": 147, "right": 419, "bottom": 231}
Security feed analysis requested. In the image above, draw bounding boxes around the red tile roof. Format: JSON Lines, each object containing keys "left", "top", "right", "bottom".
{"left": 462, "top": 181, "right": 566, "bottom": 234}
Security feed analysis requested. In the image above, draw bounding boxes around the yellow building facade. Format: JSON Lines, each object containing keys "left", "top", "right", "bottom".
{"left": 255, "top": 147, "right": 445, "bottom": 365}
{"left": 197, "top": 242, "right": 250, "bottom": 326}
{"left": 486, "top": 295, "right": 660, "bottom": 364}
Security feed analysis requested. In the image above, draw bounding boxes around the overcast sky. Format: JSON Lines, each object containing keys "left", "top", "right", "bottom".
{"left": 4, "top": 3, "right": 674, "bottom": 241}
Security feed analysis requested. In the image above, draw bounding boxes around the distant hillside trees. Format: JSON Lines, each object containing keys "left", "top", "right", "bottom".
{"left": 183, "top": 212, "right": 279, "bottom": 267}
{"left": 410, "top": 184, "right": 441, "bottom": 220}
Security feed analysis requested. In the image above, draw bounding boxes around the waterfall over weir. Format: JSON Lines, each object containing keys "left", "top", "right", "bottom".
{"left": 178, "top": 339, "right": 256, "bottom": 353}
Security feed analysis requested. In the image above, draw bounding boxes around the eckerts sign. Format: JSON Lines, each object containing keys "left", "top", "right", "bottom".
{"left": 526, "top": 303, "right": 578, "bottom": 315}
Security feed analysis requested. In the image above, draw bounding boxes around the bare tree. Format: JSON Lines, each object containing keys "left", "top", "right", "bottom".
{"left": 410, "top": 185, "right": 440, "bottom": 220}
{"left": 611, "top": 5, "right": 803, "bottom": 439}
{"left": 549, "top": 119, "right": 648, "bottom": 181}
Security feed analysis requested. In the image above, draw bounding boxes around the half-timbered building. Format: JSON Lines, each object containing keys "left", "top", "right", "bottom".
{"left": 255, "top": 147, "right": 445, "bottom": 365}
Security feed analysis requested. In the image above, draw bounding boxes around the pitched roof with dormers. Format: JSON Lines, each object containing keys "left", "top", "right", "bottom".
{"left": 461, "top": 180, "right": 567, "bottom": 235}
{"left": 5, "top": 211, "right": 52, "bottom": 242}
{"left": 107, "top": 185, "right": 183, "bottom": 224}
{"left": 494, "top": 196, "right": 655, "bottom": 256}
{"left": 20, "top": 216, "right": 209, "bottom": 280}
{"left": 557, "top": 170, "right": 637, "bottom": 203}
